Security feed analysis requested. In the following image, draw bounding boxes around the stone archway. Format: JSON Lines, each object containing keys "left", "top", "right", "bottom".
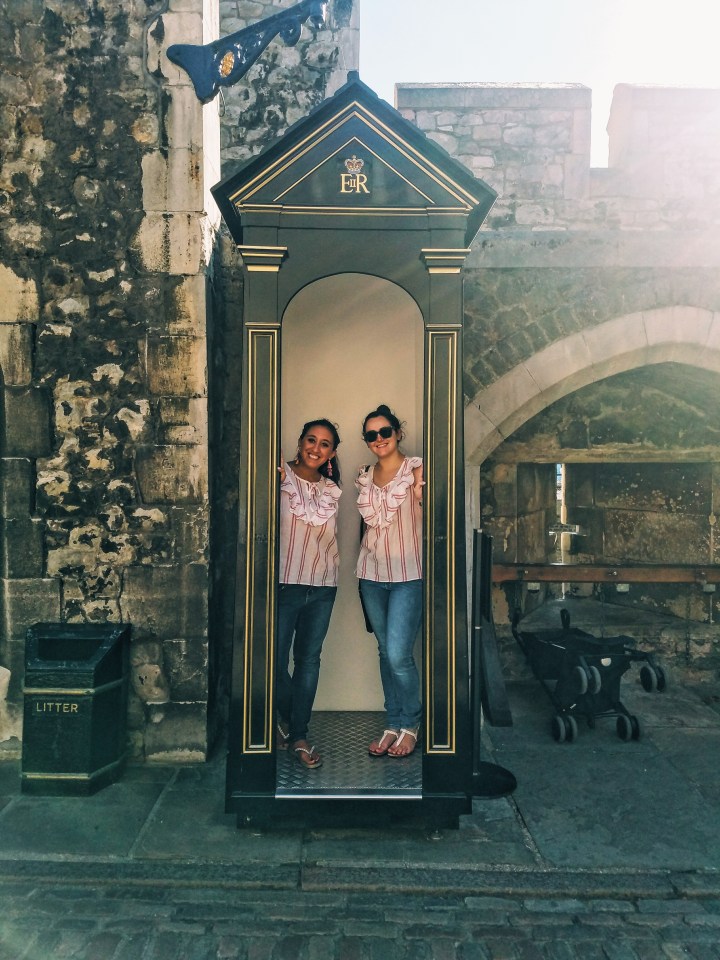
{"left": 465, "top": 306, "right": 720, "bottom": 467}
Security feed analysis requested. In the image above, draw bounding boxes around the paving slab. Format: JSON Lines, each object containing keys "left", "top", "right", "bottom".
{"left": 131, "top": 783, "right": 304, "bottom": 864}
{"left": 0, "top": 780, "right": 168, "bottom": 860}
{"left": 484, "top": 682, "right": 720, "bottom": 871}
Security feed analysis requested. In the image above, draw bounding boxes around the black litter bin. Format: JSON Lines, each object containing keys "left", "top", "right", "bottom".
{"left": 22, "top": 622, "right": 131, "bottom": 795}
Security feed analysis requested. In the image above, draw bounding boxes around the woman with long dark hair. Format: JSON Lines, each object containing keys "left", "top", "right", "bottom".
{"left": 356, "top": 404, "right": 424, "bottom": 758}
{"left": 277, "top": 418, "right": 341, "bottom": 769}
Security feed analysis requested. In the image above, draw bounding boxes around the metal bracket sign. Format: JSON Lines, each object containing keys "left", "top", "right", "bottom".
{"left": 167, "top": 0, "right": 328, "bottom": 104}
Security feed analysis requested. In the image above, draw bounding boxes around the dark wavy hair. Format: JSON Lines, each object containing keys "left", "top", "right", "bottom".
{"left": 298, "top": 418, "right": 342, "bottom": 485}
{"left": 361, "top": 404, "right": 404, "bottom": 441}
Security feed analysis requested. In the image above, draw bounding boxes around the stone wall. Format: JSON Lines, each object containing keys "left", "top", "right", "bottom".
{"left": 398, "top": 83, "right": 720, "bottom": 677}
{"left": 0, "top": 0, "right": 358, "bottom": 758}
{"left": 0, "top": 0, "right": 220, "bottom": 759}
{"left": 219, "top": 0, "right": 358, "bottom": 164}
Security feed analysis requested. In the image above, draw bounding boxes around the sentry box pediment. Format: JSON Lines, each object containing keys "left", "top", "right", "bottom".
{"left": 212, "top": 73, "right": 496, "bottom": 245}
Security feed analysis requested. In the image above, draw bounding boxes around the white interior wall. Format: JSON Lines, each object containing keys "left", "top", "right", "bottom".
{"left": 282, "top": 273, "right": 423, "bottom": 710}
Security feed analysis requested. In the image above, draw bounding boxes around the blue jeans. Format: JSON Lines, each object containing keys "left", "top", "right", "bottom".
{"left": 276, "top": 584, "right": 336, "bottom": 742}
{"left": 359, "top": 578, "right": 422, "bottom": 731}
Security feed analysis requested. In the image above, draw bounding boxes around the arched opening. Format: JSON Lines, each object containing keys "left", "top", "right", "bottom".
{"left": 479, "top": 361, "right": 720, "bottom": 679}
{"left": 465, "top": 306, "right": 720, "bottom": 467}
{"left": 282, "top": 273, "right": 424, "bottom": 712}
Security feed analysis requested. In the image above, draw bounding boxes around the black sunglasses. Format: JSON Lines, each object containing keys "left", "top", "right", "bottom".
{"left": 363, "top": 426, "right": 394, "bottom": 443}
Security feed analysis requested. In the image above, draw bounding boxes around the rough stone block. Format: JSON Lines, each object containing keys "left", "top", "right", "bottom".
{"left": 147, "top": 336, "right": 207, "bottom": 397}
{"left": 142, "top": 148, "right": 205, "bottom": 214}
{"left": 517, "top": 511, "right": 553, "bottom": 563}
{"left": 130, "top": 639, "right": 171, "bottom": 704}
{"left": 0, "top": 458, "right": 34, "bottom": 518}
{"left": 604, "top": 510, "right": 709, "bottom": 565}
{"left": 132, "top": 212, "right": 215, "bottom": 274}
{"left": 565, "top": 506, "right": 604, "bottom": 558}
{"left": 135, "top": 444, "right": 208, "bottom": 503}
{"left": 479, "top": 515, "right": 517, "bottom": 562}
{"left": 480, "top": 365, "right": 540, "bottom": 429}
{"left": 563, "top": 153, "right": 590, "bottom": 200}
{"left": 120, "top": 563, "right": 208, "bottom": 641}
{"left": 517, "top": 463, "right": 555, "bottom": 513}
{"left": 2, "top": 387, "right": 51, "bottom": 457}
{"left": 0, "top": 264, "right": 38, "bottom": 324}
{"left": 0, "top": 518, "right": 44, "bottom": 578}
{"left": 583, "top": 313, "right": 648, "bottom": 368}
{"left": 0, "top": 577, "right": 62, "bottom": 643}
{"left": 524, "top": 332, "right": 592, "bottom": 393}
{"left": 597, "top": 463, "right": 711, "bottom": 514}
{"left": 144, "top": 273, "right": 209, "bottom": 337}
{"left": 0, "top": 663, "right": 21, "bottom": 744}
{"left": 144, "top": 700, "right": 208, "bottom": 762}
{"left": 464, "top": 406, "right": 503, "bottom": 466}
{"left": 157, "top": 397, "right": 208, "bottom": 444}
{"left": 483, "top": 463, "right": 517, "bottom": 517}
{"left": 163, "top": 637, "right": 209, "bottom": 701}
{"left": 564, "top": 464, "right": 595, "bottom": 508}
{"left": 164, "top": 84, "right": 206, "bottom": 151}
{"left": 170, "top": 505, "right": 210, "bottom": 562}
{"left": 0, "top": 324, "right": 33, "bottom": 386}
{"left": 644, "top": 305, "right": 714, "bottom": 347}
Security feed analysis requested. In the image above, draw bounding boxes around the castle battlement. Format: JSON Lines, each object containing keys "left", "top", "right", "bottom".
{"left": 397, "top": 83, "right": 720, "bottom": 234}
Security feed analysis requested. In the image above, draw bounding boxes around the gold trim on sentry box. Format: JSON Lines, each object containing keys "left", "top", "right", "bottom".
{"left": 424, "top": 329, "right": 458, "bottom": 754}
{"left": 272, "top": 136, "right": 435, "bottom": 205}
{"left": 242, "top": 327, "right": 278, "bottom": 754}
{"left": 229, "top": 102, "right": 483, "bottom": 208}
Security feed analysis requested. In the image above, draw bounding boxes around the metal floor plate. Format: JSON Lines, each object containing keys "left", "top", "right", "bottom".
{"left": 275, "top": 711, "right": 421, "bottom": 799}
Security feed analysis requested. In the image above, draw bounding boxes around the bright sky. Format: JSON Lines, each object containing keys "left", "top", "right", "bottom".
{"left": 358, "top": 0, "right": 720, "bottom": 167}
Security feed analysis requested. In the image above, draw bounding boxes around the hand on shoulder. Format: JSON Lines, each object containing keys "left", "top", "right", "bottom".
{"left": 412, "top": 463, "right": 425, "bottom": 501}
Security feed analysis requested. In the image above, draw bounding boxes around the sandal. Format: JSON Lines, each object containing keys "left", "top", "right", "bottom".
{"left": 293, "top": 742, "right": 323, "bottom": 769}
{"left": 368, "top": 729, "right": 399, "bottom": 757}
{"left": 277, "top": 721, "right": 290, "bottom": 750}
{"left": 387, "top": 727, "right": 418, "bottom": 758}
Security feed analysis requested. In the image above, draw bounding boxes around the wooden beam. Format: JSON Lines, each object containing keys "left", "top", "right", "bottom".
{"left": 492, "top": 563, "right": 720, "bottom": 584}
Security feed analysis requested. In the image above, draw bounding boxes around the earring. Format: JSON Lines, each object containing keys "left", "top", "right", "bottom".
{"left": 326, "top": 459, "right": 333, "bottom": 477}
{"left": 294, "top": 448, "right": 300, "bottom": 464}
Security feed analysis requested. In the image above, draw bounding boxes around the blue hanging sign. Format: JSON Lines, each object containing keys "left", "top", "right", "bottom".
{"left": 167, "top": 0, "right": 328, "bottom": 105}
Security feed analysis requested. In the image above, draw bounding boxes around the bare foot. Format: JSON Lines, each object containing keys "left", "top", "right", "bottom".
{"left": 368, "top": 729, "right": 399, "bottom": 757}
{"left": 292, "top": 740, "right": 322, "bottom": 769}
{"left": 387, "top": 728, "right": 418, "bottom": 757}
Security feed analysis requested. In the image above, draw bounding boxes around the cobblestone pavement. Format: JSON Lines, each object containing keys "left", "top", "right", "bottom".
{"left": 3, "top": 877, "right": 720, "bottom": 960}
{"left": 2, "top": 678, "right": 720, "bottom": 959}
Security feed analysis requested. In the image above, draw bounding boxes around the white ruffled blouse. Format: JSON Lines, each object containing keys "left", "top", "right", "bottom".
{"left": 356, "top": 456, "right": 423, "bottom": 583}
{"left": 279, "top": 463, "right": 341, "bottom": 587}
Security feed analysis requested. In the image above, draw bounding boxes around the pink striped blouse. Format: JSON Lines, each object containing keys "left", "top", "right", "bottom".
{"left": 279, "top": 463, "right": 341, "bottom": 587}
{"left": 355, "top": 457, "right": 423, "bottom": 583}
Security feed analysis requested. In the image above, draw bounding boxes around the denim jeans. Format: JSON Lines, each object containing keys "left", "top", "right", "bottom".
{"left": 276, "top": 584, "right": 337, "bottom": 742}
{"left": 359, "top": 578, "right": 422, "bottom": 731}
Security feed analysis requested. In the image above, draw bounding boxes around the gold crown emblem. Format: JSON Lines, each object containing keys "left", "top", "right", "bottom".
{"left": 219, "top": 51, "right": 235, "bottom": 78}
{"left": 344, "top": 155, "right": 364, "bottom": 174}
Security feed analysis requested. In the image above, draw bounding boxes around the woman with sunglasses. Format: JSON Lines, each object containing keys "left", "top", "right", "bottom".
{"left": 277, "top": 418, "right": 342, "bottom": 770}
{"left": 356, "top": 404, "right": 424, "bottom": 758}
